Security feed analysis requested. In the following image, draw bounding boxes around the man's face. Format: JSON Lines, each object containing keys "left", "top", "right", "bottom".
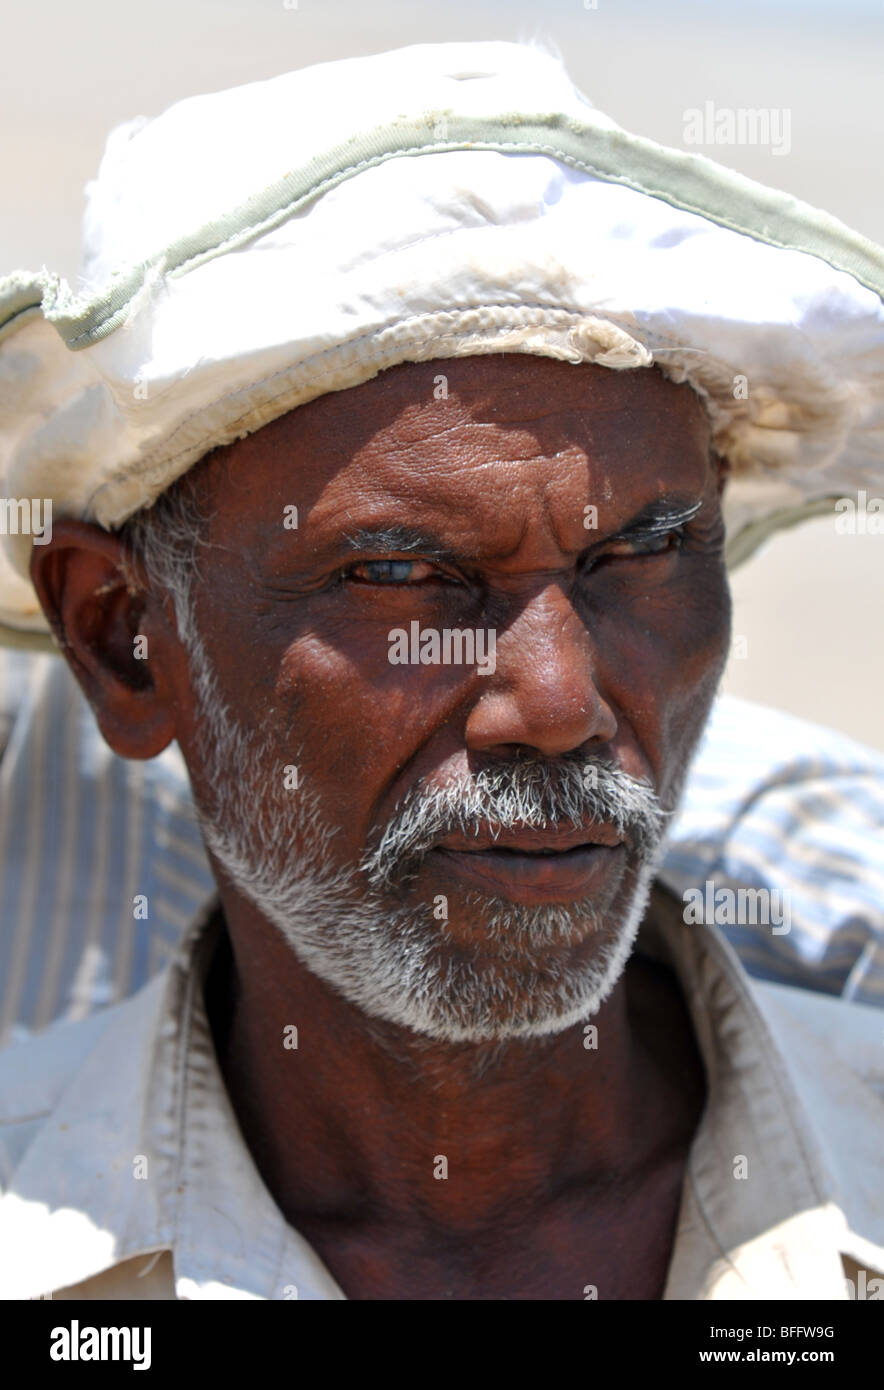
{"left": 175, "top": 355, "right": 731, "bottom": 1041}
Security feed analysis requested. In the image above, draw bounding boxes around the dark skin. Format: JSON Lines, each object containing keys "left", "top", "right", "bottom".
{"left": 32, "top": 355, "right": 731, "bottom": 1300}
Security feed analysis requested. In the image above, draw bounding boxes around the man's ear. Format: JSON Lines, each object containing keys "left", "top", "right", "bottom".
{"left": 29, "top": 518, "right": 185, "bottom": 759}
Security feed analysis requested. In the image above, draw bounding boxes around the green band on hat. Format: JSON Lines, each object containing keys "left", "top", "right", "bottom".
{"left": 4, "top": 109, "right": 882, "bottom": 353}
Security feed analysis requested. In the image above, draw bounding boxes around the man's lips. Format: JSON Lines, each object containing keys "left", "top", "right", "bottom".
{"left": 431, "top": 823, "right": 626, "bottom": 902}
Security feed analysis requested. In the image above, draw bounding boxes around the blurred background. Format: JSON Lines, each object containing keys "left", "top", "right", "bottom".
{"left": 2, "top": 0, "right": 882, "bottom": 746}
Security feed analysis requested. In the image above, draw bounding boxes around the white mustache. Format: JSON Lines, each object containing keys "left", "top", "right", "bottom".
{"left": 361, "top": 757, "right": 666, "bottom": 891}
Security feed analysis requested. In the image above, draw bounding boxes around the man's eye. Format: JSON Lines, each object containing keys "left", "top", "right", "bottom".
{"left": 601, "top": 529, "right": 684, "bottom": 561}
{"left": 345, "top": 558, "right": 441, "bottom": 585}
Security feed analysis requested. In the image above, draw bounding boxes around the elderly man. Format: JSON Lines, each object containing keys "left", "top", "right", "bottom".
{"left": 0, "top": 41, "right": 882, "bottom": 1302}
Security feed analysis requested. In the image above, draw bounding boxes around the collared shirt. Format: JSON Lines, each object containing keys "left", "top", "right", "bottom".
{"left": 1, "top": 649, "right": 883, "bottom": 1051}
{"left": 1, "top": 885, "right": 882, "bottom": 1300}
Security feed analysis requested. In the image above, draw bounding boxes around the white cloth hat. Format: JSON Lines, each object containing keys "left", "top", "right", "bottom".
{"left": 2, "top": 39, "right": 883, "bottom": 649}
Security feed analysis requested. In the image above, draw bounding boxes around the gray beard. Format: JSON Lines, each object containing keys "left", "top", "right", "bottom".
{"left": 184, "top": 626, "right": 675, "bottom": 1043}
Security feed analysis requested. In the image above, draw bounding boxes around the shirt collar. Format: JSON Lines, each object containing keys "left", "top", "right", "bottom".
{"left": 3, "top": 888, "right": 879, "bottom": 1300}
{"left": 643, "top": 893, "right": 866, "bottom": 1298}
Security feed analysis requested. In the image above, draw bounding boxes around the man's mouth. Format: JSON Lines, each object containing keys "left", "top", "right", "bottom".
{"left": 431, "top": 823, "right": 627, "bottom": 902}
{"left": 436, "top": 823, "right": 623, "bottom": 854}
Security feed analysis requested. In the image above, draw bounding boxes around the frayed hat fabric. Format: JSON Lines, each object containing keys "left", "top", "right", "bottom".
{"left": 2, "top": 40, "right": 883, "bottom": 649}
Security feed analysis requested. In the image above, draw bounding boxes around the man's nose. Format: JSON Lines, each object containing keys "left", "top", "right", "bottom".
{"left": 464, "top": 583, "right": 618, "bottom": 758}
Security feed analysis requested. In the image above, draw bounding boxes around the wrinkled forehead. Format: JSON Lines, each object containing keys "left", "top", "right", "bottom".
{"left": 199, "top": 356, "right": 716, "bottom": 553}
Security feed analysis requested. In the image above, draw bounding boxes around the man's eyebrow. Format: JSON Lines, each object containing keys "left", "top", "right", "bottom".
{"left": 338, "top": 500, "right": 704, "bottom": 565}
{"left": 611, "top": 496, "right": 704, "bottom": 538}
{"left": 341, "top": 525, "right": 464, "bottom": 565}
